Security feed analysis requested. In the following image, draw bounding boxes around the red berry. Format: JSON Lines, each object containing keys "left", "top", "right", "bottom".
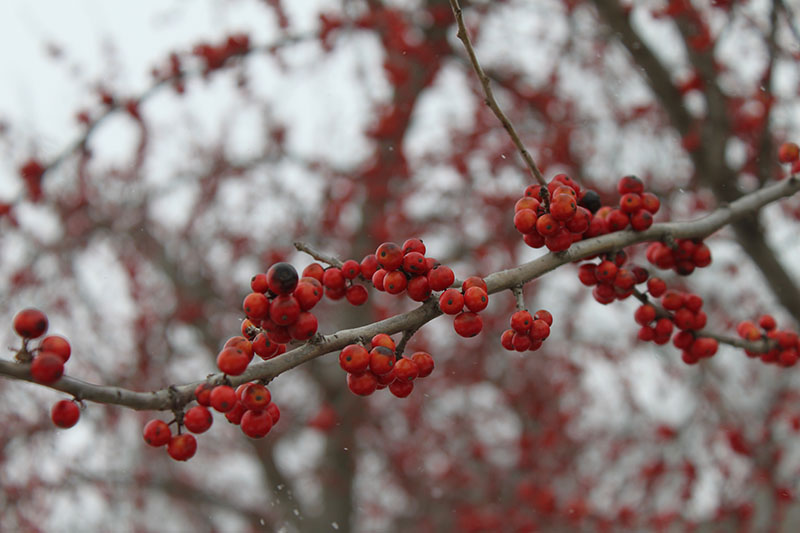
{"left": 376, "top": 242, "right": 404, "bottom": 271}
{"left": 393, "top": 357, "right": 419, "bottom": 382}
{"left": 30, "top": 353, "right": 64, "bottom": 384}
{"left": 224, "top": 402, "right": 247, "bottom": 425}
{"left": 51, "top": 400, "right": 80, "bottom": 428}
{"left": 241, "top": 410, "right": 273, "bottom": 438}
{"left": 778, "top": 142, "right": 800, "bottom": 163}
{"left": 530, "top": 319, "right": 550, "bottom": 341}
{"left": 402, "top": 238, "right": 426, "bottom": 255}
{"left": 168, "top": 434, "right": 197, "bottom": 461}
{"left": 389, "top": 380, "right": 414, "bottom": 398}
{"left": 359, "top": 254, "right": 379, "bottom": 279}
{"left": 453, "top": 312, "right": 483, "bottom": 337}
{"left": 512, "top": 332, "right": 532, "bottom": 351}
{"left": 371, "top": 333, "right": 396, "bottom": 351}
{"left": 194, "top": 383, "right": 213, "bottom": 406}
{"left": 634, "top": 305, "right": 656, "bottom": 326}
{"left": 758, "top": 315, "right": 777, "bottom": 331}
{"left": 242, "top": 292, "right": 270, "bottom": 321}
{"left": 545, "top": 228, "right": 573, "bottom": 252}
{"left": 210, "top": 385, "right": 237, "bottom": 413}
{"left": 266, "top": 402, "right": 280, "bottom": 424}
{"left": 514, "top": 209, "right": 538, "bottom": 233}
{"left": 267, "top": 262, "right": 299, "bottom": 295}
{"left": 427, "top": 265, "right": 455, "bottom": 291}
{"left": 143, "top": 419, "right": 172, "bottom": 447}
{"left": 288, "top": 311, "right": 318, "bottom": 341}
{"left": 549, "top": 194, "right": 577, "bottom": 221}
{"left": 406, "top": 275, "right": 432, "bottom": 302}
{"left": 647, "top": 277, "right": 667, "bottom": 297}
{"left": 217, "top": 347, "right": 250, "bottom": 375}
{"left": 302, "top": 263, "right": 324, "bottom": 282}
{"left": 534, "top": 309, "right": 553, "bottom": 326}
{"left": 463, "top": 286, "right": 489, "bottom": 312}
{"left": 369, "top": 346, "right": 395, "bottom": 375}
{"left": 577, "top": 264, "right": 597, "bottom": 286}
{"left": 619, "top": 193, "right": 642, "bottom": 214}
{"left": 402, "top": 252, "right": 428, "bottom": 275}
{"left": 347, "top": 372, "right": 378, "bottom": 396}
{"left": 461, "top": 276, "right": 487, "bottom": 293}
{"left": 641, "top": 192, "right": 660, "bottom": 214}
{"left": 618, "top": 175, "right": 644, "bottom": 195}
{"left": 565, "top": 206, "right": 591, "bottom": 233}
{"left": 439, "top": 288, "right": 464, "bottom": 315}
{"left": 240, "top": 383, "right": 272, "bottom": 411}
{"left": 252, "top": 332, "right": 279, "bottom": 360}
{"left": 345, "top": 284, "right": 369, "bottom": 306}
{"left": 340, "top": 344, "right": 370, "bottom": 373}
{"left": 535, "top": 214, "right": 560, "bottom": 237}
{"left": 269, "top": 294, "right": 301, "bottom": 326}
{"left": 411, "top": 351, "right": 434, "bottom": 378}
{"left": 510, "top": 310, "right": 533, "bottom": 334}
{"left": 500, "top": 329, "right": 515, "bottom": 350}
{"left": 39, "top": 335, "right": 71, "bottom": 363}
{"left": 341, "top": 260, "right": 361, "bottom": 279}
{"left": 322, "top": 267, "right": 346, "bottom": 290}
{"left": 630, "top": 209, "right": 653, "bottom": 231}
{"left": 250, "top": 273, "right": 269, "bottom": 293}
{"left": 384, "top": 270, "right": 408, "bottom": 294}
{"left": 13, "top": 308, "right": 48, "bottom": 339}
{"left": 184, "top": 405, "right": 213, "bottom": 434}
{"left": 606, "top": 209, "right": 629, "bottom": 232}
{"left": 594, "top": 260, "right": 618, "bottom": 283}
{"left": 372, "top": 269, "right": 387, "bottom": 291}
{"left": 661, "top": 290, "right": 684, "bottom": 311}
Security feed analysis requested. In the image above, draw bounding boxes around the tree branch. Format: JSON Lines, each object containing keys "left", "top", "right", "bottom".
{"left": 2, "top": 176, "right": 798, "bottom": 410}
{"left": 447, "top": 0, "right": 549, "bottom": 200}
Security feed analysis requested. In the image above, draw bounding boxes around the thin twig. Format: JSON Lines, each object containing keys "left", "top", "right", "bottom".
{"left": 293, "top": 241, "right": 344, "bottom": 268}
{"left": 395, "top": 325, "right": 423, "bottom": 358}
{"left": 448, "top": 0, "right": 549, "bottom": 205}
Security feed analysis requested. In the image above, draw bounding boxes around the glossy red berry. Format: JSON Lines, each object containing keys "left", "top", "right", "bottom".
{"left": 393, "top": 357, "right": 419, "bottom": 382}
{"left": 250, "top": 273, "right": 269, "bottom": 293}
{"left": 51, "top": 400, "right": 80, "bottom": 428}
{"left": 168, "top": 434, "right": 197, "bottom": 461}
{"left": 389, "top": 380, "right": 414, "bottom": 398}
{"left": 266, "top": 402, "right": 281, "bottom": 424}
{"left": 758, "top": 314, "right": 777, "bottom": 331}
{"left": 550, "top": 194, "right": 577, "bottom": 221}
{"left": 345, "top": 284, "right": 369, "bottom": 306}
{"left": 439, "top": 289, "right": 464, "bottom": 315}
{"left": 634, "top": 304, "right": 656, "bottom": 326}
{"left": 371, "top": 333, "right": 396, "bottom": 351}
{"left": 406, "top": 275, "right": 431, "bottom": 302}
{"left": 359, "top": 254, "right": 379, "bottom": 279}
{"left": 13, "top": 308, "right": 48, "bottom": 339}
{"left": 369, "top": 346, "right": 395, "bottom": 375}
{"left": 594, "top": 261, "right": 618, "bottom": 283}
{"left": 647, "top": 277, "right": 667, "bottom": 297}
{"left": 778, "top": 142, "right": 800, "bottom": 163}
{"left": 347, "top": 372, "right": 378, "bottom": 396}
{"left": 288, "top": 311, "right": 318, "bottom": 341}
{"left": 534, "top": 309, "right": 553, "bottom": 326}
{"left": 184, "top": 405, "right": 213, "bottom": 434}
{"left": 267, "top": 262, "right": 299, "bottom": 295}
{"left": 240, "top": 383, "right": 272, "bottom": 411}
{"left": 210, "top": 385, "right": 237, "bottom": 413}
{"left": 30, "top": 352, "right": 64, "bottom": 384}
{"left": 143, "top": 419, "right": 172, "bottom": 447}
{"left": 402, "top": 238, "right": 426, "bottom": 255}
{"left": 302, "top": 263, "right": 324, "bottom": 282}
{"left": 340, "top": 344, "right": 370, "bottom": 373}
{"left": 463, "top": 286, "right": 489, "bottom": 312}
{"left": 241, "top": 292, "right": 269, "bottom": 320}
{"left": 384, "top": 270, "right": 408, "bottom": 294}
{"left": 454, "top": 312, "right": 483, "bottom": 337}
{"left": 411, "top": 351, "right": 434, "bottom": 378}
{"left": 224, "top": 402, "right": 247, "bottom": 425}
{"left": 630, "top": 209, "right": 653, "bottom": 231}
{"left": 194, "top": 383, "right": 213, "bottom": 406}
{"left": 39, "top": 335, "right": 71, "bottom": 363}
{"left": 402, "top": 252, "right": 428, "bottom": 275}
{"left": 240, "top": 410, "right": 273, "bottom": 438}
{"left": 341, "top": 260, "right": 361, "bottom": 279}
{"left": 269, "top": 294, "right": 301, "bottom": 326}
{"left": 500, "top": 329, "right": 515, "bottom": 350}
{"left": 510, "top": 310, "right": 533, "bottom": 334}
{"left": 252, "top": 332, "right": 279, "bottom": 359}
{"left": 536, "top": 214, "right": 560, "bottom": 237}
{"left": 217, "top": 347, "right": 250, "bottom": 375}
{"left": 427, "top": 265, "right": 455, "bottom": 291}
{"left": 618, "top": 175, "right": 644, "bottom": 195}
{"left": 514, "top": 209, "right": 538, "bottom": 233}
{"left": 376, "top": 242, "right": 404, "bottom": 271}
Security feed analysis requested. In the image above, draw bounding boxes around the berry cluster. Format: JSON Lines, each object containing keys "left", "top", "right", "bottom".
{"left": 191, "top": 34, "right": 251, "bottom": 73}
{"left": 438, "top": 277, "right": 489, "bottom": 337}
{"left": 11, "top": 309, "right": 79, "bottom": 428}
{"left": 576, "top": 251, "right": 649, "bottom": 305}
{"left": 500, "top": 309, "right": 553, "bottom": 352}
{"left": 241, "top": 262, "right": 317, "bottom": 357}
{"left": 303, "top": 258, "right": 370, "bottom": 305}
{"left": 144, "top": 380, "right": 281, "bottom": 461}
{"left": 371, "top": 238, "right": 455, "bottom": 301}
{"left": 514, "top": 174, "right": 593, "bottom": 252}
{"left": 646, "top": 239, "right": 711, "bottom": 276}
{"left": 339, "top": 334, "right": 434, "bottom": 398}
{"left": 514, "top": 174, "right": 661, "bottom": 254}
{"left": 635, "top": 288, "right": 718, "bottom": 364}
{"left": 737, "top": 315, "right": 800, "bottom": 367}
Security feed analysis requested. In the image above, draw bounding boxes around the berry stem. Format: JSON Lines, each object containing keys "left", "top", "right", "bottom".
{"left": 395, "top": 325, "right": 423, "bottom": 359}
{"left": 511, "top": 285, "right": 526, "bottom": 311}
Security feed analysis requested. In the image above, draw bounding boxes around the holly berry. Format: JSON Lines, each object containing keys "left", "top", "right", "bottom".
{"left": 39, "top": 335, "right": 71, "bottom": 363}
{"left": 340, "top": 344, "right": 370, "bottom": 373}
{"left": 242, "top": 292, "right": 270, "bottom": 320}
{"left": 167, "top": 434, "right": 197, "bottom": 461}
{"left": 510, "top": 310, "right": 533, "bottom": 334}
{"left": 389, "top": 380, "right": 414, "bottom": 398}
{"left": 269, "top": 294, "right": 301, "bottom": 326}
{"left": 240, "top": 383, "right": 272, "bottom": 411}
{"left": 341, "top": 259, "right": 361, "bottom": 279}
{"left": 778, "top": 142, "right": 799, "bottom": 164}
{"left": 439, "top": 289, "right": 464, "bottom": 315}
{"left": 13, "top": 308, "right": 48, "bottom": 339}
{"left": 345, "top": 284, "right": 369, "bottom": 306}
{"left": 454, "top": 312, "right": 483, "bottom": 337}
{"left": 143, "top": 419, "right": 172, "bottom": 447}
{"left": 393, "top": 357, "right": 419, "bottom": 382}
{"left": 369, "top": 346, "right": 395, "bottom": 375}
{"left": 376, "top": 242, "right": 404, "bottom": 271}
{"left": 51, "top": 400, "right": 80, "bottom": 428}
{"left": 184, "top": 405, "right": 213, "bottom": 434}
{"left": 216, "top": 347, "right": 250, "bottom": 376}
{"left": 30, "top": 352, "right": 64, "bottom": 384}
{"left": 347, "top": 372, "right": 378, "bottom": 396}
{"left": 411, "top": 351, "right": 434, "bottom": 377}
{"left": 288, "top": 311, "right": 318, "bottom": 340}
{"left": 210, "top": 385, "right": 237, "bottom": 413}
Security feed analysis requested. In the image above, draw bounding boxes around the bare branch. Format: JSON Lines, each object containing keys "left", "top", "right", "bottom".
{"left": 447, "top": 0, "right": 549, "bottom": 202}
{"left": 293, "top": 241, "right": 344, "bottom": 268}
{"left": 2, "top": 176, "right": 798, "bottom": 410}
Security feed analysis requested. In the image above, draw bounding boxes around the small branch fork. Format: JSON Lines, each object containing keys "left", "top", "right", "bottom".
{"left": 447, "top": 0, "right": 549, "bottom": 204}
{"left": 1, "top": 176, "right": 798, "bottom": 411}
